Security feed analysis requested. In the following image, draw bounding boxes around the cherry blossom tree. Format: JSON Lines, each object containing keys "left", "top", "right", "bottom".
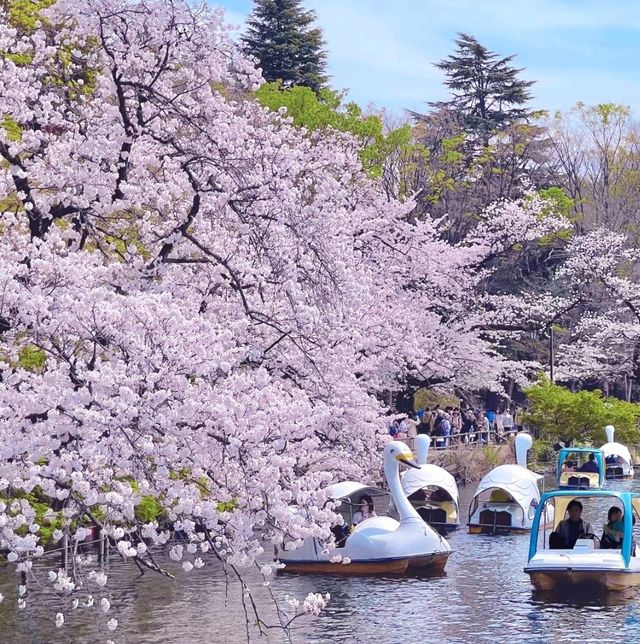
{"left": 554, "top": 229, "right": 640, "bottom": 396}
{"left": 0, "top": 0, "right": 570, "bottom": 634}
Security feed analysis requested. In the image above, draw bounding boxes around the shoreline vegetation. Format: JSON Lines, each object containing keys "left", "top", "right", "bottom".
{"left": 425, "top": 438, "right": 638, "bottom": 484}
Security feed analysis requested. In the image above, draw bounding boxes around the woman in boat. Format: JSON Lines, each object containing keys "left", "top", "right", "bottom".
{"left": 352, "top": 494, "right": 376, "bottom": 526}
{"left": 602, "top": 506, "right": 625, "bottom": 549}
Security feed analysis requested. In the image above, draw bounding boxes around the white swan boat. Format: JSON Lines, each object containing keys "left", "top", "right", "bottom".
{"left": 601, "top": 425, "right": 634, "bottom": 480}
{"left": 401, "top": 435, "right": 460, "bottom": 533}
{"left": 276, "top": 441, "right": 451, "bottom": 575}
{"left": 468, "top": 433, "right": 553, "bottom": 534}
{"left": 525, "top": 490, "right": 640, "bottom": 591}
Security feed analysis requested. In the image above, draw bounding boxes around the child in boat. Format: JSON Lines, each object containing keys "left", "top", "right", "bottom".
{"left": 602, "top": 506, "right": 624, "bottom": 549}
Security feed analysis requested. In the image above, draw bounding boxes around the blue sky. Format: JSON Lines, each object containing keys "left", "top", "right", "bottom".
{"left": 215, "top": 0, "right": 640, "bottom": 117}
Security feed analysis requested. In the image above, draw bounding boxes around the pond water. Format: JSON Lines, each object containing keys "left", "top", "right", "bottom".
{"left": 2, "top": 476, "right": 640, "bottom": 643}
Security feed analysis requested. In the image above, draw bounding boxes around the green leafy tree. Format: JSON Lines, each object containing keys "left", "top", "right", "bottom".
{"left": 429, "top": 33, "right": 535, "bottom": 142}
{"left": 524, "top": 378, "right": 640, "bottom": 447}
{"left": 408, "top": 36, "right": 548, "bottom": 239}
{"left": 255, "top": 82, "right": 423, "bottom": 181}
{"left": 0, "top": 0, "right": 57, "bottom": 34}
{"left": 242, "top": 0, "right": 328, "bottom": 93}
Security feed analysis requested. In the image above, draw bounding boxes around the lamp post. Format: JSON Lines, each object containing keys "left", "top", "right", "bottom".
{"left": 532, "top": 325, "right": 556, "bottom": 383}
{"left": 549, "top": 325, "right": 555, "bottom": 383}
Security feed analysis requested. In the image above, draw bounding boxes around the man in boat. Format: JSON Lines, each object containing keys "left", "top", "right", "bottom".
{"left": 549, "top": 500, "right": 594, "bottom": 549}
{"left": 578, "top": 452, "right": 599, "bottom": 473}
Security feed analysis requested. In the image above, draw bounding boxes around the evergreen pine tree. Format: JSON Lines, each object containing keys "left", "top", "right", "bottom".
{"left": 430, "top": 33, "right": 534, "bottom": 140}
{"left": 242, "top": 0, "right": 328, "bottom": 93}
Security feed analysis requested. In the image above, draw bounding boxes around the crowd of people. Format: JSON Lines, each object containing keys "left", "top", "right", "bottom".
{"left": 389, "top": 405, "right": 521, "bottom": 448}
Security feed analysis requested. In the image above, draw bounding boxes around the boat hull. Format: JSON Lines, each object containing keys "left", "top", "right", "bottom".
{"left": 405, "top": 551, "right": 450, "bottom": 574}
{"left": 432, "top": 522, "right": 459, "bottom": 535}
{"left": 278, "top": 551, "right": 450, "bottom": 576}
{"left": 468, "top": 524, "right": 530, "bottom": 535}
{"left": 279, "top": 558, "right": 409, "bottom": 576}
{"left": 526, "top": 568, "right": 640, "bottom": 591}
{"left": 468, "top": 516, "right": 553, "bottom": 535}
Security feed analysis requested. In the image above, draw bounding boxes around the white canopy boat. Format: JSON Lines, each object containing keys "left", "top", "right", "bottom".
{"left": 468, "top": 433, "right": 553, "bottom": 534}
{"left": 401, "top": 435, "right": 460, "bottom": 533}
{"left": 601, "top": 425, "right": 634, "bottom": 480}
{"left": 276, "top": 441, "right": 451, "bottom": 575}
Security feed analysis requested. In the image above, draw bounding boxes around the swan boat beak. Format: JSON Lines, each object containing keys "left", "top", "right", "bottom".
{"left": 396, "top": 453, "right": 420, "bottom": 469}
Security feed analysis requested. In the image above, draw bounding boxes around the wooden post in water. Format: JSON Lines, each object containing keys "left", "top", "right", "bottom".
{"left": 97, "top": 526, "right": 105, "bottom": 564}
{"left": 61, "top": 528, "right": 69, "bottom": 571}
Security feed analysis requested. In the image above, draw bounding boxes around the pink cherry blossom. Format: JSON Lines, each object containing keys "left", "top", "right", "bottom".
{"left": 0, "top": 0, "right": 569, "bottom": 631}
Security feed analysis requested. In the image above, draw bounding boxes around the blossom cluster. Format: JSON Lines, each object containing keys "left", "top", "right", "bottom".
{"left": 0, "top": 0, "right": 569, "bottom": 630}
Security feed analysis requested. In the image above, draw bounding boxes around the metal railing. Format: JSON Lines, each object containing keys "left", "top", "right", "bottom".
{"left": 399, "top": 428, "right": 519, "bottom": 451}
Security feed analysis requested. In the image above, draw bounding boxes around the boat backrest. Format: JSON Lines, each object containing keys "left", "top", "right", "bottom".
{"left": 479, "top": 509, "right": 512, "bottom": 527}
{"left": 562, "top": 473, "right": 595, "bottom": 488}
{"left": 417, "top": 506, "right": 447, "bottom": 525}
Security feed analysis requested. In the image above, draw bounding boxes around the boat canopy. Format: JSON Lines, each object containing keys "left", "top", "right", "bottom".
{"left": 473, "top": 464, "right": 542, "bottom": 511}
{"left": 556, "top": 447, "right": 605, "bottom": 484}
{"left": 402, "top": 464, "right": 459, "bottom": 507}
{"left": 324, "top": 481, "right": 381, "bottom": 501}
{"left": 600, "top": 442, "right": 633, "bottom": 465}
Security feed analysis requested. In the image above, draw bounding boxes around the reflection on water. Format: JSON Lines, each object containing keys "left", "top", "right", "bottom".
{"left": 2, "top": 476, "right": 640, "bottom": 643}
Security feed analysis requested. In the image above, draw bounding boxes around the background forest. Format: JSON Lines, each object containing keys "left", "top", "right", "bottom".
{"left": 243, "top": 0, "right": 640, "bottom": 415}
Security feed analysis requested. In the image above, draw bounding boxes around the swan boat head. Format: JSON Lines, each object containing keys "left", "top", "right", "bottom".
{"left": 605, "top": 424, "right": 615, "bottom": 444}
{"left": 415, "top": 434, "right": 431, "bottom": 465}
{"left": 384, "top": 440, "right": 420, "bottom": 469}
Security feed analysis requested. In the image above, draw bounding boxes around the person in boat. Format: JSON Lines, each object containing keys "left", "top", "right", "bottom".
{"left": 352, "top": 494, "right": 376, "bottom": 526}
{"left": 549, "top": 499, "right": 594, "bottom": 549}
{"left": 331, "top": 523, "right": 349, "bottom": 548}
{"left": 578, "top": 452, "right": 599, "bottom": 473}
{"left": 601, "top": 506, "right": 625, "bottom": 549}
